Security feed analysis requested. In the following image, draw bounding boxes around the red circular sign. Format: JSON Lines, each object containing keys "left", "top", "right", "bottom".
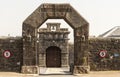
{"left": 99, "top": 50, "right": 107, "bottom": 58}
{"left": 3, "top": 50, "right": 11, "bottom": 58}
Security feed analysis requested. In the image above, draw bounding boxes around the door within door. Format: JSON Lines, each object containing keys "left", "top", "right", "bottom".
{"left": 46, "top": 46, "right": 61, "bottom": 67}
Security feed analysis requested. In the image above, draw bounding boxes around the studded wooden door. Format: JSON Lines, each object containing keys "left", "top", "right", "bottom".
{"left": 46, "top": 46, "right": 61, "bottom": 67}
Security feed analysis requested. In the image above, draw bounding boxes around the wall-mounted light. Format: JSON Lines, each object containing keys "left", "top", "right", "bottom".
{"left": 27, "top": 34, "right": 31, "bottom": 42}
{"left": 81, "top": 35, "right": 85, "bottom": 41}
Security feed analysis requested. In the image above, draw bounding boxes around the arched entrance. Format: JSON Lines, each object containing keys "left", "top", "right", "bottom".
{"left": 46, "top": 46, "right": 61, "bottom": 67}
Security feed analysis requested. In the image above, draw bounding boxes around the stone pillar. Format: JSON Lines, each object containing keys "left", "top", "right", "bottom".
{"left": 61, "top": 44, "right": 69, "bottom": 67}
{"left": 61, "top": 53, "right": 69, "bottom": 67}
{"left": 22, "top": 24, "right": 38, "bottom": 74}
{"left": 39, "top": 53, "right": 46, "bottom": 67}
{"left": 73, "top": 25, "right": 90, "bottom": 74}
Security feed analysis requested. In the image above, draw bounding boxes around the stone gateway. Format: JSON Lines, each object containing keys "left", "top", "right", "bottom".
{"left": 22, "top": 3, "right": 89, "bottom": 74}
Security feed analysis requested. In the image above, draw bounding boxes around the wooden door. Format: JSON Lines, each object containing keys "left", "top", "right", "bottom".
{"left": 46, "top": 46, "right": 61, "bottom": 67}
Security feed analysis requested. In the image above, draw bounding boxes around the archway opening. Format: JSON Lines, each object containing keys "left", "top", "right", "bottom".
{"left": 39, "top": 19, "right": 74, "bottom": 68}
{"left": 46, "top": 46, "right": 61, "bottom": 67}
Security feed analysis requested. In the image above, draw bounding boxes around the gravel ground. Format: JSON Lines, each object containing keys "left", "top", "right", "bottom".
{"left": 0, "top": 71, "right": 120, "bottom": 77}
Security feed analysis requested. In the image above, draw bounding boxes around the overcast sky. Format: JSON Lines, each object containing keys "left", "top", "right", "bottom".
{"left": 0, "top": 0, "right": 120, "bottom": 38}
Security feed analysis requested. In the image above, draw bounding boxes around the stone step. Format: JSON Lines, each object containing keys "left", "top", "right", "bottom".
{"left": 39, "top": 67, "right": 72, "bottom": 75}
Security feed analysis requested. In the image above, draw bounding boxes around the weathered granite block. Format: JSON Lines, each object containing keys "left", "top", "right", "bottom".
{"left": 73, "top": 66, "right": 90, "bottom": 74}
{"left": 21, "top": 66, "right": 38, "bottom": 74}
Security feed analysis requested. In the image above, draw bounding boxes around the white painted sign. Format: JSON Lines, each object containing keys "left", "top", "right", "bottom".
{"left": 99, "top": 50, "right": 107, "bottom": 58}
{"left": 3, "top": 50, "right": 11, "bottom": 58}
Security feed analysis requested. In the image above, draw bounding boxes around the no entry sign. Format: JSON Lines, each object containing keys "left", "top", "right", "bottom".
{"left": 3, "top": 50, "right": 11, "bottom": 58}
{"left": 99, "top": 50, "right": 107, "bottom": 58}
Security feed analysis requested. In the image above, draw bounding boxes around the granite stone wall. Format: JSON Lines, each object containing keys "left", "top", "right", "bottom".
{"left": 69, "top": 38, "right": 120, "bottom": 71}
{"left": 89, "top": 38, "right": 120, "bottom": 71}
{"left": 0, "top": 37, "right": 23, "bottom": 72}
{"left": 0, "top": 37, "right": 120, "bottom": 72}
